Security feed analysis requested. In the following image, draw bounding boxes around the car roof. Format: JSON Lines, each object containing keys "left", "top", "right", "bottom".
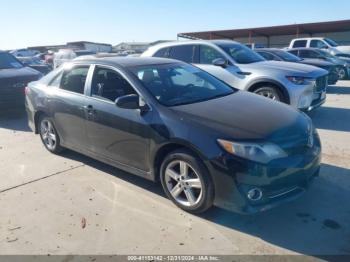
{"left": 73, "top": 56, "right": 180, "bottom": 67}
{"left": 256, "top": 48, "right": 285, "bottom": 52}
{"left": 288, "top": 47, "right": 321, "bottom": 51}
{"left": 147, "top": 39, "right": 239, "bottom": 49}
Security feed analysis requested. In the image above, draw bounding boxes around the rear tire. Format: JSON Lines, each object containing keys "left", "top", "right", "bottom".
{"left": 39, "top": 116, "right": 63, "bottom": 154}
{"left": 253, "top": 86, "right": 284, "bottom": 102}
{"left": 160, "top": 149, "right": 214, "bottom": 214}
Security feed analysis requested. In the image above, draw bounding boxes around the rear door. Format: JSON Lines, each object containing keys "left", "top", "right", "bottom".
{"left": 48, "top": 65, "right": 91, "bottom": 150}
{"left": 84, "top": 65, "right": 152, "bottom": 171}
{"left": 195, "top": 44, "right": 241, "bottom": 88}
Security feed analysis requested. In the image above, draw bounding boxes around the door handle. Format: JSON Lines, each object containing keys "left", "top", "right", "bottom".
{"left": 83, "top": 105, "right": 96, "bottom": 115}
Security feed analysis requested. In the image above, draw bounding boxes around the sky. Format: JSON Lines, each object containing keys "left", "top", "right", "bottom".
{"left": 1, "top": 0, "right": 350, "bottom": 50}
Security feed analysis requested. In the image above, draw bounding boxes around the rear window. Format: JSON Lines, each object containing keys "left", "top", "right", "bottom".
{"left": 0, "top": 53, "right": 23, "bottom": 69}
{"left": 168, "top": 45, "right": 195, "bottom": 63}
{"left": 292, "top": 40, "right": 307, "bottom": 48}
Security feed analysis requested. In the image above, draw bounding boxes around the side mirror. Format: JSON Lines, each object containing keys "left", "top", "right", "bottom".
{"left": 212, "top": 58, "right": 228, "bottom": 68}
{"left": 115, "top": 94, "right": 140, "bottom": 109}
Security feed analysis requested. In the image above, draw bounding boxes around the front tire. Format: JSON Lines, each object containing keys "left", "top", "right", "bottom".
{"left": 253, "top": 86, "right": 284, "bottom": 102}
{"left": 39, "top": 116, "right": 63, "bottom": 154}
{"left": 160, "top": 149, "right": 214, "bottom": 214}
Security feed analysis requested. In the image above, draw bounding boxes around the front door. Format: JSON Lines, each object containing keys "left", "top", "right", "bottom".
{"left": 84, "top": 65, "right": 152, "bottom": 172}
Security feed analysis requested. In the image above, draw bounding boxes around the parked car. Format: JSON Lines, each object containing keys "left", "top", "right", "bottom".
{"left": 0, "top": 51, "right": 42, "bottom": 110}
{"left": 25, "top": 57, "right": 321, "bottom": 214}
{"left": 287, "top": 48, "right": 350, "bottom": 80}
{"left": 142, "top": 40, "right": 328, "bottom": 111}
{"left": 17, "top": 57, "right": 52, "bottom": 75}
{"left": 256, "top": 48, "right": 340, "bottom": 83}
{"left": 53, "top": 49, "right": 96, "bottom": 68}
{"left": 289, "top": 37, "right": 350, "bottom": 56}
{"left": 10, "top": 49, "right": 40, "bottom": 57}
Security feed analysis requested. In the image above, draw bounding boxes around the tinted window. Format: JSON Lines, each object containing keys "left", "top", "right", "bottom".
{"left": 258, "top": 51, "right": 275, "bottom": 60}
{"left": 91, "top": 67, "right": 136, "bottom": 102}
{"left": 199, "top": 45, "right": 225, "bottom": 64}
{"left": 60, "top": 66, "right": 89, "bottom": 94}
{"left": 219, "top": 44, "right": 264, "bottom": 64}
{"left": 49, "top": 71, "right": 63, "bottom": 87}
{"left": 0, "top": 53, "right": 23, "bottom": 69}
{"left": 272, "top": 50, "right": 301, "bottom": 62}
{"left": 310, "top": 40, "right": 327, "bottom": 48}
{"left": 130, "top": 63, "right": 235, "bottom": 106}
{"left": 292, "top": 40, "right": 307, "bottom": 48}
{"left": 169, "top": 45, "right": 195, "bottom": 63}
{"left": 154, "top": 47, "right": 169, "bottom": 58}
{"left": 288, "top": 50, "right": 299, "bottom": 56}
{"left": 299, "top": 50, "right": 320, "bottom": 59}
{"left": 324, "top": 38, "right": 339, "bottom": 47}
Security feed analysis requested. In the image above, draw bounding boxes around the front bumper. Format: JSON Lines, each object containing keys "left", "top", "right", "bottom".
{"left": 208, "top": 136, "right": 321, "bottom": 214}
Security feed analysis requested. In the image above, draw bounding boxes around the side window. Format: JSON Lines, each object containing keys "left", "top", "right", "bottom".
{"left": 299, "top": 50, "right": 318, "bottom": 59}
{"left": 91, "top": 66, "right": 136, "bottom": 102}
{"left": 60, "top": 66, "right": 89, "bottom": 94}
{"left": 154, "top": 47, "right": 169, "bottom": 58}
{"left": 49, "top": 71, "right": 63, "bottom": 87}
{"left": 199, "top": 45, "right": 225, "bottom": 64}
{"left": 310, "top": 40, "right": 327, "bottom": 49}
{"left": 259, "top": 52, "right": 275, "bottom": 60}
{"left": 168, "top": 45, "right": 195, "bottom": 63}
{"left": 292, "top": 40, "right": 307, "bottom": 48}
{"left": 288, "top": 50, "right": 299, "bottom": 56}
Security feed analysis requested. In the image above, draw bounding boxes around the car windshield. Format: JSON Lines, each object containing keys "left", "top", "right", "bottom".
{"left": 324, "top": 38, "right": 339, "bottom": 47}
{"left": 130, "top": 63, "right": 235, "bottom": 106}
{"left": 218, "top": 43, "right": 265, "bottom": 64}
{"left": 0, "top": 53, "right": 23, "bottom": 69}
{"left": 273, "top": 50, "right": 302, "bottom": 62}
{"left": 317, "top": 49, "right": 334, "bottom": 58}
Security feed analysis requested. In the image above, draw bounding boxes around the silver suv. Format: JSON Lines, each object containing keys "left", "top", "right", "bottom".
{"left": 142, "top": 40, "right": 328, "bottom": 111}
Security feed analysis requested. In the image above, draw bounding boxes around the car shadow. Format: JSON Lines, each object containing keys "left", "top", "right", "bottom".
{"left": 60, "top": 149, "right": 350, "bottom": 256}
{"left": 327, "top": 85, "right": 350, "bottom": 95}
{"left": 308, "top": 106, "right": 350, "bottom": 132}
{"left": 0, "top": 109, "right": 31, "bottom": 132}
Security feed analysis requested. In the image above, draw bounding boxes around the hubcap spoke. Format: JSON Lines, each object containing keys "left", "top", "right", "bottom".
{"left": 184, "top": 188, "right": 196, "bottom": 205}
{"left": 185, "top": 178, "right": 202, "bottom": 189}
{"left": 179, "top": 161, "right": 188, "bottom": 177}
{"left": 170, "top": 183, "right": 183, "bottom": 198}
{"left": 166, "top": 168, "right": 179, "bottom": 181}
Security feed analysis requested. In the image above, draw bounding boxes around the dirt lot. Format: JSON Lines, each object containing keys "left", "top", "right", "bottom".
{"left": 0, "top": 82, "right": 349, "bottom": 256}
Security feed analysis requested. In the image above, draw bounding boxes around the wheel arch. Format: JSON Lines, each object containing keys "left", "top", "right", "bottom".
{"left": 246, "top": 78, "right": 290, "bottom": 104}
{"left": 152, "top": 141, "right": 210, "bottom": 183}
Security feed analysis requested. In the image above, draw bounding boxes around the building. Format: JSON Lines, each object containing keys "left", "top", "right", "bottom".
{"left": 66, "top": 41, "right": 112, "bottom": 53}
{"left": 178, "top": 19, "right": 350, "bottom": 48}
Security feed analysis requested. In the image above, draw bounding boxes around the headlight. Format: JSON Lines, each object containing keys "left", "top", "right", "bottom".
{"left": 217, "top": 139, "right": 287, "bottom": 164}
{"left": 286, "top": 76, "right": 308, "bottom": 85}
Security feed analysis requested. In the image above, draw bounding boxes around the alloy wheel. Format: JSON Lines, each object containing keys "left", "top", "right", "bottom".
{"left": 164, "top": 160, "right": 203, "bottom": 207}
{"left": 40, "top": 120, "right": 57, "bottom": 151}
{"left": 337, "top": 68, "right": 346, "bottom": 80}
{"left": 255, "top": 89, "right": 280, "bottom": 100}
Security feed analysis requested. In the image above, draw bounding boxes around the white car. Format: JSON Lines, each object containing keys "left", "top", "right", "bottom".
{"left": 289, "top": 37, "right": 350, "bottom": 56}
{"left": 53, "top": 49, "right": 96, "bottom": 69}
{"left": 142, "top": 40, "right": 328, "bottom": 111}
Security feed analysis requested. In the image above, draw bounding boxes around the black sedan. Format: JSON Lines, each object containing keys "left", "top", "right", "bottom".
{"left": 257, "top": 48, "right": 339, "bottom": 84}
{"left": 25, "top": 57, "right": 321, "bottom": 214}
{"left": 17, "top": 56, "right": 52, "bottom": 75}
{"left": 0, "top": 51, "right": 42, "bottom": 110}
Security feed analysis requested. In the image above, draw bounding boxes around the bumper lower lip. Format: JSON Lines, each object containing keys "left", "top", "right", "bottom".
{"left": 304, "top": 97, "right": 326, "bottom": 111}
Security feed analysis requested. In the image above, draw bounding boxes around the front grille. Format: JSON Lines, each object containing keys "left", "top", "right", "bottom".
{"left": 315, "top": 76, "right": 327, "bottom": 93}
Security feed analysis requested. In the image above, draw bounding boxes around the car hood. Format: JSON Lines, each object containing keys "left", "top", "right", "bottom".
{"left": 240, "top": 60, "right": 327, "bottom": 77}
{"left": 169, "top": 91, "right": 309, "bottom": 143}
{"left": 336, "top": 46, "right": 350, "bottom": 54}
{"left": 299, "top": 58, "right": 334, "bottom": 67}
